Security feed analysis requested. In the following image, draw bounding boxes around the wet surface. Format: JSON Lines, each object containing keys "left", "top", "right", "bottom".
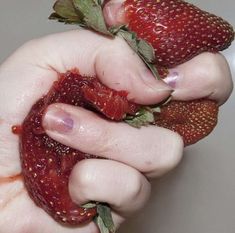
{"left": 0, "top": 173, "right": 23, "bottom": 184}
{"left": 0, "top": 173, "right": 24, "bottom": 210}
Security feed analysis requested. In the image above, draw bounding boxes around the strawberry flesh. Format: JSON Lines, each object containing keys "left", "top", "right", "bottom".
{"left": 123, "top": 0, "right": 234, "bottom": 68}
{"left": 19, "top": 70, "right": 139, "bottom": 225}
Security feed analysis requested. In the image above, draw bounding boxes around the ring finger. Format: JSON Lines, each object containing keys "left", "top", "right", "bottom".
{"left": 69, "top": 159, "right": 151, "bottom": 225}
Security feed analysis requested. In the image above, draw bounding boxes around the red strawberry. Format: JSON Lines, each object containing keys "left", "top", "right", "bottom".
{"left": 16, "top": 70, "right": 139, "bottom": 226}
{"left": 80, "top": 76, "right": 139, "bottom": 120}
{"left": 154, "top": 99, "right": 218, "bottom": 146}
{"left": 118, "top": 0, "right": 234, "bottom": 68}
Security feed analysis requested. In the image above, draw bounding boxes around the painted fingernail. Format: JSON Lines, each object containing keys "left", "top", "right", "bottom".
{"left": 43, "top": 106, "right": 74, "bottom": 134}
{"left": 163, "top": 71, "right": 179, "bottom": 88}
{"left": 141, "top": 69, "right": 173, "bottom": 91}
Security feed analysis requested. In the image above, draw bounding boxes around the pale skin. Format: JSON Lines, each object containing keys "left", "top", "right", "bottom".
{"left": 0, "top": 27, "right": 232, "bottom": 233}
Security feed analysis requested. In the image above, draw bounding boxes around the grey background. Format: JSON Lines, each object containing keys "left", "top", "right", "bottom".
{"left": 0, "top": 1, "right": 234, "bottom": 232}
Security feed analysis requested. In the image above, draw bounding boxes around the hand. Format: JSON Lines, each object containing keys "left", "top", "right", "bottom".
{"left": 0, "top": 29, "right": 232, "bottom": 233}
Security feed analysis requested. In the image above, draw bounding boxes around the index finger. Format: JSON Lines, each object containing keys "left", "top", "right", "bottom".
{"left": 43, "top": 103, "right": 183, "bottom": 178}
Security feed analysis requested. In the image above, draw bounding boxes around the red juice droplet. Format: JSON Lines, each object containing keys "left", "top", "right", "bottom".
{"left": 12, "top": 125, "right": 22, "bottom": 135}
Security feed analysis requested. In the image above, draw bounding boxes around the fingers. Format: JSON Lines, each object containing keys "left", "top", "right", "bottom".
{"left": 0, "top": 30, "right": 171, "bottom": 125}
{"left": 69, "top": 159, "right": 151, "bottom": 216}
{"left": 43, "top": 103, "right": 183, "bottom": 177}
{"left": 164, "top": 52, "right": 233, "bottom": 105}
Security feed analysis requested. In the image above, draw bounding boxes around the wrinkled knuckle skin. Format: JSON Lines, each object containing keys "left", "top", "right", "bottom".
{"left": 91, "top": 125, "right": 114, "bottom": 156}
{"left": 69, "top": 161, "right": 92, "bottom": 200}
{"left": 146, "top": 132, "right": 184, "bottom": 178}
{"left": 128, "top": 173, "right": 144, "bottom": 201}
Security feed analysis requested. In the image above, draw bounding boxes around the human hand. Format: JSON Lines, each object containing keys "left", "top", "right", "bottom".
{"left": 0, "top": 28, "right": 232, "bottom": 233}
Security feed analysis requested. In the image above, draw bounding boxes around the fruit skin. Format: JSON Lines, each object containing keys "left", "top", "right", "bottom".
{"left": 154, "top": 99, "right": 219, "bottom": 146}
{"left": 18, "top": 70, "right": 139, "bottom": 226}
{"left": 122, "top": 0, "right": 234, "bottom": 68}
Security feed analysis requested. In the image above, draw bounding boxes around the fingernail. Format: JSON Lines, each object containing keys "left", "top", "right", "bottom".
{"left": 140, "top": 69, "right": 173, "bottom": 91}
{"left": 163, "top": 71, "right": 179, "bottom": 89}
{"left": 43, "top": 106, "right": 74, "bottom": 134}
{"left": 103, "top": 1, "right": 126, "bottom": 26}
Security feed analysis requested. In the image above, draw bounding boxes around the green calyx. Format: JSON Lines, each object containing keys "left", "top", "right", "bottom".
{"left": 125, "top": 106, "right": 161, "bottom": 128}
{"left": 49, "top": 0, "right": 83, "bottom": 24}
{"left": 82, "top": 202, "right": 115, "bottom": 233}
{"left": 49, "top": 0, "right": 112, "bottom": 34}
{"left": 124, "top": 96, "right": 172, "bottom": 128}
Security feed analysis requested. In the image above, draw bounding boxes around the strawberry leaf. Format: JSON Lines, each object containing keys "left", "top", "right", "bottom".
{"left": 125, "top": 107, "right": 159, "bottom": 128}
{"left": 95, "top": 216, "right": 110, "bottom": 233}
{"left": 72, "top": 0, "right": 111, "bottom": 35}
{"left": 126, "top": 97, "right": 171, "bottom": 128}
{"left": 82, "top": 202, "right": 97, "bottom": 209}
{"left": 113, "top": 27, "right": 160, "bottom": 80}
{"left": 49, "top": 0, "right": 83, "bottom": 24}
{"left": 139, "top": 53, "right": 160, "bottom": 80}
{"left": 137, "top": 39, "right": 160, "bottom": 79}
{"left": 97, "top": 204, "right": 115, "bottom": 232}
{"left": 82, "top": 202, "right": 115, "bottom": 233}
{"left": 54, "top": 0, "right": 81, "bottom": 20}
{"left": 116, "top": 29, "right": 139, "bottom": 52}
{"left": 138, "top": 39, "right": 155, "bottom": 63}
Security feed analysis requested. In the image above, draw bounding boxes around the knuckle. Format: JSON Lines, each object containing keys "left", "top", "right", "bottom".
{"left": 69, "top": 161, "right": 94, "bottom": 198}
{"left": 70, "top": 113, "right": 113, "bottom": 156}
{"left": 164, "top": 132, "right": 184, "bottom": 171}
{"left": 90, "top": 125, "right": 115, "bottom": 156}
{"left": 77, "top": 162, "right": 94, "bottom": 191}
{"left": 127, "top": 172, "right": 144, "bottom": 200}
{"left": 146, "top": 131, "right": 184, "bottom": 177}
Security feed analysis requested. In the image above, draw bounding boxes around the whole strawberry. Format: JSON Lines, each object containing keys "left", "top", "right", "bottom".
{"left": 117, "top": 0, "right": 234, "bottom": 68}
{"left": 154, "top": 99, "right": 218, "bottom": 146}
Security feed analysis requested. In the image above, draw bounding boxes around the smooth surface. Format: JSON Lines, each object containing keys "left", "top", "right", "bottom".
{"left": 0, "top": 1, "right": 234, "bottom": 233}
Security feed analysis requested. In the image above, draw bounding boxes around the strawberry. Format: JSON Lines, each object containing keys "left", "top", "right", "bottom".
{"left": 17, "top": 70, "right": 138, "bottom": 227}
{"left": 154, "top": 99, "right": 218, "bottom": 146}
{"left": 117, "top": 0, "right": 234, "bottom": 68}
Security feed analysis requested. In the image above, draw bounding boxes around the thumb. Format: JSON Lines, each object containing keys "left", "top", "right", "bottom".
{"left": 103, "top": 0, "right": 126, "bottom": 27}
{"left": 95, "top": 36, "right": 172, "bottom": 105}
